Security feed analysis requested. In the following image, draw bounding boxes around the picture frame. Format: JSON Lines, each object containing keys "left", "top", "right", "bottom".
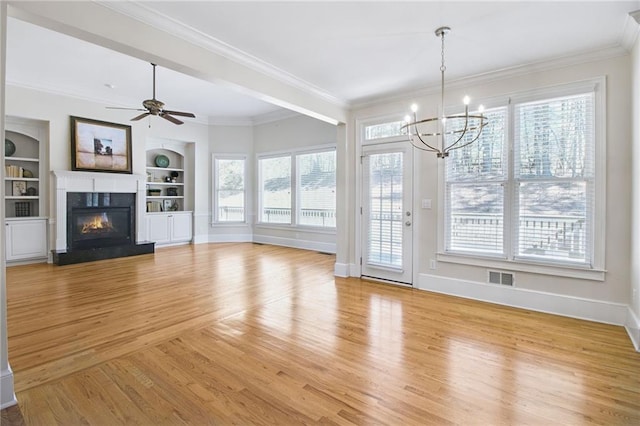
{"left": 163, "top": 199, "right": 174, "bottom": 212}
{"left": 70, "top": 116, "right": 132, "bottom": 174}
{"left": 12, "top": 180, "right": 26, "bottom": 196}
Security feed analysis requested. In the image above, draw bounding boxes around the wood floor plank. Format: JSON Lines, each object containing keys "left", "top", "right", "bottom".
{"left": 4, "top": 243, "right": 640, "bottom": 425}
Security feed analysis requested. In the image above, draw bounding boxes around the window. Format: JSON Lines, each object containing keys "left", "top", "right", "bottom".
{"left": 213, "top": 156, "right": 246, "bottom": 223}
{"left": 514, "top": 93, "right": 594, "bottom": 264}
{"left": 364, "top": 120, "right": 406, "bottom": 141}
{"left": 297, "top": 150, "right": 336, "bottom": 227}
{"left": 445, "top": 85, "right": 599, "bottom": 269}
{"left": 446, "top": 107, "right": 507, "bottom": 256}
{"left": 258, "top": 147, "right": 336, "bottom": 228}
{"left": 259, "top": 155, "right": 292, "bottom": 224}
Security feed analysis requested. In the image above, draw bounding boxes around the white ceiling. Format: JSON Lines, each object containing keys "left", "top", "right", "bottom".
{"left": 6, "top": 1, "right": 640, "bottom": 123}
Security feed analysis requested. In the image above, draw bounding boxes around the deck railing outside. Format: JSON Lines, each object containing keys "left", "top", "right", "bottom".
{"left": 450, "top": 213, "right": 586, "bottom": 260}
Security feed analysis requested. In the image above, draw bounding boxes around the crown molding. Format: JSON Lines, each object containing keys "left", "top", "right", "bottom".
{"left": 207, "top": 108, "right": 301, "bottom": 127}
{"left": 352, "top": 44, "right": 629, "bottom": 111}
{"left": 96, "top": 1, "right": 348, "bottom": 110}
{"left": 621, "top": 10, "right": 640, "bottom": 51}
{"left": 251, "top": 109, "right": 301, "bottom": 126}
{"left": 207, "top": 117, "right": 254, "bottom": 127}
{"left": 6, "top": 80, "right": 211, "bottom": 126}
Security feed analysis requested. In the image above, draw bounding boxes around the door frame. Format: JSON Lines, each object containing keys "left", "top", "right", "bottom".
{"left": 355, "top": 116, "right": 419, "bottom": 286}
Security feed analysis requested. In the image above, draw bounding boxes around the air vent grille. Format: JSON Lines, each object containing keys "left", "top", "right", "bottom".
{"left": 488, "top": 270, "right": 514, "bottom": 286}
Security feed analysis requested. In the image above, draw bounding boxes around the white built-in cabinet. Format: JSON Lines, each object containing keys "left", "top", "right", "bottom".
{"left": 145, "top": 139, "right": 193, "bottom": 246}
{"left": 146, "top": 211, "right": 192, "bottom": 245}
{"left": 6, "top": 218, "right": 48, "bottom": 261}
{"left": 4, "top": 117, "right": 48, "bottom": 263}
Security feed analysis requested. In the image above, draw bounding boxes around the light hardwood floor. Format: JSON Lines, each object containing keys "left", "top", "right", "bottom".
{"left": 3, "top": 243, "right": 640, "bottom": 425}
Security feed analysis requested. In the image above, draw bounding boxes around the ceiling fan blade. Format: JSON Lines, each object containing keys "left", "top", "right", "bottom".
{"left": 162, "top": 110, "right": 196, "bottom": 118}
{"left": 131, "top": 112, "right": 151, "bottom": 121}
{"left": 160, "top": 113, "right": 184, "bottom": 125}
{"left": 107, "top": 107, "right": 147, "bottom": 111}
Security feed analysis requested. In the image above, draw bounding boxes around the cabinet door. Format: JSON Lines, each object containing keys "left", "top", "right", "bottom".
{"left": 6, "top": 219, "right": 47, "bottom": 261}
{"left": 146, "top": 215, "right": 171, "bottom": 244}
{"left": 170, "top": 213, "right": 192, "bottom": 242}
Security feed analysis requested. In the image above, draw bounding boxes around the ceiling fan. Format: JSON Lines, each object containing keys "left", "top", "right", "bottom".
{"left": 107, "top": 63, "right": 196, "bottom": 125}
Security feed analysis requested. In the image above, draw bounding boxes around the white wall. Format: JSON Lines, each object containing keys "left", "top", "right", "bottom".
{"left": 5, "top": 85, "right": 210, "bottom": 248}
{"left": 348, "top": 53, "right": 633, "bottom": 325}
{"left": 253, "top": 114, "right": 338, "bottom": 253}
{"left": 208, "top": 124, "right": 254, "bottom": 242}
{"left": 0, "top": 1, "right": 16, "bottom": 411}
{"left": 630, "top": 22, "right": 640, "bottom": 348}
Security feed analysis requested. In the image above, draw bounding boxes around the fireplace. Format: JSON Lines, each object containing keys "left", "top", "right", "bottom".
{"left": 52, "top": 170, "right": 154, "bottom": 265}
{"left": 67, "top": 193, "right": 135, "bottom": 250}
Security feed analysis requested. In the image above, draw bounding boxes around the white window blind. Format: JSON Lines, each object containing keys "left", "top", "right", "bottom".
{"left": 259, "top": 155, "right": 292, "bottom": 224}
{"left": 297, "top": 150, "right": 336, "bottom": 228}
{"left": 445, "top": 107, "right": 507, "bottom": 255}
{"left": 443, "top": 88, "right": 598, "bottom": 269}
{"left": 214, "top": 157, "right": 245, "bottom": 222}
{"left": 513, "top": 93, "right": 594, "bottom": 265}
{"left": 366, "top": 152, "right": 404, "bottom": 267}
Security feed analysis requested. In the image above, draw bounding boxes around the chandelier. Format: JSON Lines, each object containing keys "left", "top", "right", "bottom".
{"left": 401, "top": 26, "right": 488, "bottom": 158}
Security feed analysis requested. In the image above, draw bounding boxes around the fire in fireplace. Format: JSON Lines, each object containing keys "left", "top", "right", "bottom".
{"left": 80, "top": 213, "right": 116, "bottom": 235}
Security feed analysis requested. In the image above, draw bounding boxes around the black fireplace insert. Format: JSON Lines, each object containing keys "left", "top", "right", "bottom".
{"left": 67, "top": 192, "right": 136, "bottom": 250}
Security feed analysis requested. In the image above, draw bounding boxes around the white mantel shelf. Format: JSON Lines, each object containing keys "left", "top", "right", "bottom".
{"left": 52, "top": 170, "right": 148, "bottom": 251}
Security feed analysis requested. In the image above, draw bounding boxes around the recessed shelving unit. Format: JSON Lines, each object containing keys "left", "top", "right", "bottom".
{"left": 4, "top": 117, "right": 49, "bottom": 262}
{"left": 145, "top": 139, "right": 194, "bottom": 246}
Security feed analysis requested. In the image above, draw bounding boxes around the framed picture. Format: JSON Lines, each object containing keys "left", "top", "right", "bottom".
{"left": 12, "top": 180, "right": 26, "bottom": 196}
{"left": 163, "top": 199, "right": 174, "bottom": 212}
{"left": 70, "top": 116, "right": 132, "bottom": 173}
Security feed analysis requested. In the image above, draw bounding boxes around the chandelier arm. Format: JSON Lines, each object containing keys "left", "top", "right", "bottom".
{"left": 409, "top": 117, "right": 441, "bottom": 152}
{"left": 443, "top": 121, "right": 489, "bottom": 154}
{"left": 442, "top": 110, "right": 471, "bottom": 152}
{"left": 407, "top": 137, "right": 441, "bottom": 153}
{"left": 413, "top": 130, "right": 441, "bottom": 152}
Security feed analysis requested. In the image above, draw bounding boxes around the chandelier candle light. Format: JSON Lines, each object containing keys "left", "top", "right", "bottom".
{"left": 402, "top": 26, "right": 488, "bottom": 158}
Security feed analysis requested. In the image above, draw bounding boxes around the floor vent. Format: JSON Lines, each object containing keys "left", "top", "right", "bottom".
{"left": 488, "top": 270, "right": 514, "bottom": 286}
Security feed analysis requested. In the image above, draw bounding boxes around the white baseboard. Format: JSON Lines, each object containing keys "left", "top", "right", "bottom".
{"left": 0, "top": 365, "right": 17, "bottom": 409}
{"left": 334, "top": 262, "right": 349, "bottom": 277}
{"left": 334, "top": 263, "right": 360, "bottom": 278}
{"left": 252, "top": 235, "right": 336, "bottom": 254}
{"left": 418, "top": 273, "right": 628, "bottom": 326}
{"left": 349, "top": 263, "right": 360, "bottom": 277}
{"left": 208, "top": 233, "right": 253, "bottom": 243}
{"left": 626, "top": 307, "right": 640, "bottom": 351}
{"left": 192, "top": 233, "right": 209, "bottom": 244}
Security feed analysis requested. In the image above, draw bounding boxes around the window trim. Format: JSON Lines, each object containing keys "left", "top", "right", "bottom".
{"left": 256, "top": 143, "right": 337, "bottom": 230}
{"left": 212, "top": 154, "right": 247, "bottom": 224}
{"left": 437, "top": 77, "right": 606, "bottom": 280}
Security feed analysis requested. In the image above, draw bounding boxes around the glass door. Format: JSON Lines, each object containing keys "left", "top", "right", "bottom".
{"left": 361, "top": 143, "right": 413, "bottom": 285}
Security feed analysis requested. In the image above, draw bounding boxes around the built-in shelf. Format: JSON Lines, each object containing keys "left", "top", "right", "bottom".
{"left": 4, "top": 117, "right": 49, "bottom": 263}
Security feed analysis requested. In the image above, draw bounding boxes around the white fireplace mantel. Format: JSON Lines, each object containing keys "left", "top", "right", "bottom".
{"left": 52, "top": 170, "right": 148, "bottom": 251}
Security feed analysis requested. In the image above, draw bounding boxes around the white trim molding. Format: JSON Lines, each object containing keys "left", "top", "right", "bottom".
{"left": 334, "top": 262, "right": 349, "bottom": 277}
{"left": 208, "top": 233, "right": 253, "bottom": 244}
{"left": 626, "top": 307, "right": 640, "bottom": 352}
{"left": 253, "top": 235, "right": 336, "bottom": 254}
{"left": 621, "top": 10, "right": 640, "bottom": 51}
{"left": 0, "top": 365, "right": 17, "bottom": 409}
{"left": 418, "top": 273, "right": 628, "bottom": 326}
